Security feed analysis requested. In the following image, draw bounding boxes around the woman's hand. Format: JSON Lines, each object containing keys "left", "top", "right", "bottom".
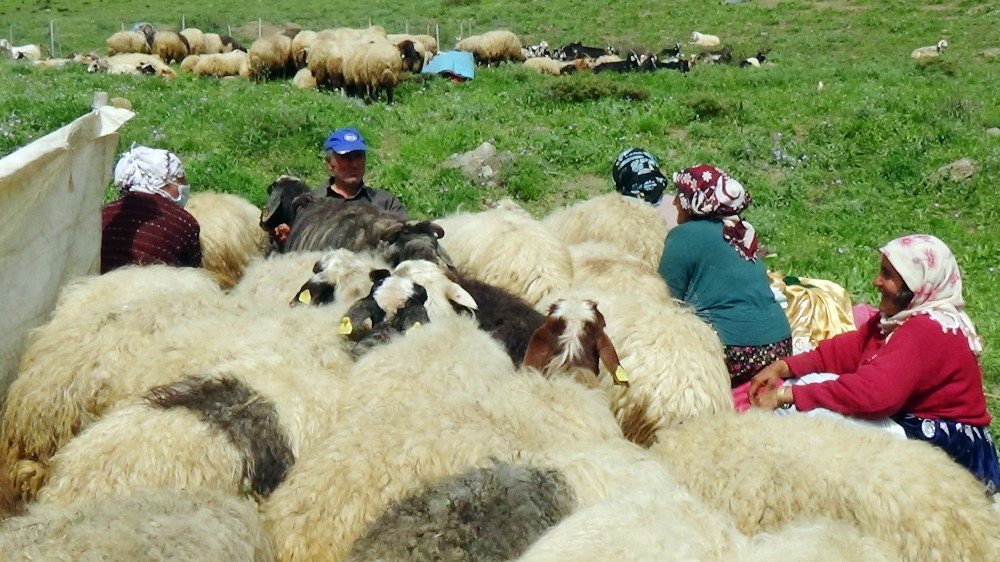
{"left": 747, "top": 360, "right": 791, "bottom": 404}
{"left": 753, "top": 387, "right": 783, "bottom": 410}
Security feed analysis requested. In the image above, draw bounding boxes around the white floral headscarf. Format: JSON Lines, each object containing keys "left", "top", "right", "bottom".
{"left": 880, "top": 234, "right": 982, "bottom": 354}
{"left": 113, "top": 145, "right": 185, "bottom": 198}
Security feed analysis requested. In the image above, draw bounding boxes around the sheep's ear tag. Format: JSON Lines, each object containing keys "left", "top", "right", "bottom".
{"left": 405, "top": 321, "right": 422, "bottom": 335}
{"left": 337, "top": 317, "right": 353, "bottom": 335}
{"left": 297, "top": 289, "right": 312, "bottom": 304}
{"left": 612, "top": 366, "right": 630, "bottom": 386}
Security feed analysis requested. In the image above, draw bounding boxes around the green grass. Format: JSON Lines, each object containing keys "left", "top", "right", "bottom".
{"left": 3, "top": 0, "right": 1000, "bottom": 423}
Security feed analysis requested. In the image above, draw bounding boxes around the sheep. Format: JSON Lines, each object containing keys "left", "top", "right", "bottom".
{"left": 179, "top": 27, "right": 206, "bottom": 55}
{"left": 651, "top": 410, "right": 1000, "bottom": 561}
{"left": 290, "top": 249, "right": 391, "bottom": 310}
{"left": 247, "top": 33, "right": 293, "bottom": 80}
{"left": 554, "top": 42, "right": 612, "bottom": 61}
{"left": 0, "top": 39, "right": 43, "bottom": 61}
{"left": 337, "top": 272, "right": 432, "bottom": 358}
{"left": 291, "top": 66, "right": 317, "bottom": 88}
{"left": 567, "top": 242, "right": 673, "bottom": 305}
{"left": 436, "top": 200, "right": 574, "bottom": 309}
{"left": 0, "top": 489, "right": 274, "bottom": 561}
{"left": 0, "top": 471, "right": 17, "bottom": 520}
{"left": 912, "top": 39, "right": 948, "bottom": 59}
{"left": 191, "top": 50, "right": 249, "bottom": 78}
{"left": 91, "top": 53, "right": 177, "bottom": 79}
{"left": 36, "top": 362, "right": 343, "bottom": 505}
{"left": 390, "top": 259, "right": 549, "bottom": 366}
{"left": 342, "top": 38, "right": 404, "bottom": 103}
{"left": 523, "top": 56, "right": 578, "bottom": 76}
{"left": 202, "top": 32, "right": 225, "bottom": 54}
{"left": 283, "top": 193, "right": 403, "bottom": 253}
{"left": 531, "top": 291, "right": 732, "bottom": 447}
{"left": 231, "top": 251, "right": 330, "bottom": 309}
{"left": 105, "top": 31, "right": 151, "bottom": 55}
{"left": 220, "top": 35, "right": 245, "bottom": 53}
{"left": 690, "top": 31, "right": 721, "bottom": 52}
{"left": 306, "top": 39, "right": 353, "bottom": 90}
{"left": 740, "top": 49, "right": 767, "bottom": 67}
{"left": 184, "top": 192, "right": 268, "bottom": 288}
{"left": 289, "top": 29, "right": 316, "bottom": 68}
{"left": 416, "top": 34, "right": 438, "bottom": 54}
{"left": 456, "top": 30, "right": 524, "bottom": 65}
{"left": 542, "top": 192, "right": 669, "bottom": 269}
{"left": 262, "top": 314, "right": 623, "bottom": 561}
{"left": 1, "top": 266, "right": 225, "bottom": 497}
{"left": 180, "top": 53, "right": 200, "bottom": 72}
{"left": 151, "top": 30, "right": 190, "bottom": 63}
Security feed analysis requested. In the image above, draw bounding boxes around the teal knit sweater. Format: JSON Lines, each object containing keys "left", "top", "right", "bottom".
{"left": 658, "top": 219, "right": 790, "bottom": 346}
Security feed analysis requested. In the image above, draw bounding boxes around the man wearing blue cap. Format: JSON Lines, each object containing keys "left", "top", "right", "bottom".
{"left": 314, "top": 127, "right": 407, "bottom": 220}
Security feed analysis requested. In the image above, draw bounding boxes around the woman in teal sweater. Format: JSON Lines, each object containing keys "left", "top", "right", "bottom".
{"left": 658, "top": 164, "right": 791, "bottom": 388}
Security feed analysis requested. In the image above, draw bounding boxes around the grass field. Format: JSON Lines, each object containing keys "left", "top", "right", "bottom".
{"left": 3, "top": 1, "right": 999, "bottom": 421}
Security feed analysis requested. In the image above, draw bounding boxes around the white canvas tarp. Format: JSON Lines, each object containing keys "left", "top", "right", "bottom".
{"left": 0, "top": 105, "right": 134, "bottom": 399}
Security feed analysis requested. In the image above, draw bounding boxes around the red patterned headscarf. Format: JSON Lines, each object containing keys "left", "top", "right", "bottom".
{"left": 673, "top": 164, "right": 758, "bottom": 261}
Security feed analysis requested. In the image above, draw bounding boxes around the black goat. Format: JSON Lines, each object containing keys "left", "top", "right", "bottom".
{"left": 557, "top": 42, "right": 611, "bottom": 61}
{"left": 592, "top": 52, "right": 641, "bottom": 74}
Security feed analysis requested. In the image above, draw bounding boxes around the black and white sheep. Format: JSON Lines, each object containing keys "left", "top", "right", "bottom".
{"left": 912, "top": 39, "right": 948, "bottom": 59}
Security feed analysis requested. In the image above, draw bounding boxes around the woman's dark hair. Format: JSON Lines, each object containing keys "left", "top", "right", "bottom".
{"left": 893, "top": 287, "right": 914, "bottom": 309}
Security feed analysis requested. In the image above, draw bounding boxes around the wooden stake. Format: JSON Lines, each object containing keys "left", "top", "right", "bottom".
{"left": 49, "top": 21, "right": 54, "bottom": 58}
{"left": 435, "top": 23, "right": 439, "bottom": 48}
{"left": 181, "top": 14, "right": 185, "bottom": 29}
{"left": 258, "top": 18, "right": 262, "bottom": 39}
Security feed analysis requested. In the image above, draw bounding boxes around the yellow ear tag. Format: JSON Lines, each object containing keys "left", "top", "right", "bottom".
{"left": 337, "top": 317, "right": 353, "bottom": 335}
{"left": 405, "top": 321, "right": 422, "bottom": 335}
{"left": 297, "top": 289, "right": 312, "bottom": 304}
{"left": 612, "top": 366, "right": 630, "bottom": 386}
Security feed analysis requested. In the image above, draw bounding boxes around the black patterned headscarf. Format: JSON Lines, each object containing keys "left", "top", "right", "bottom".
{"left": 612, "top": 148, "right": 668, "bottom": 205}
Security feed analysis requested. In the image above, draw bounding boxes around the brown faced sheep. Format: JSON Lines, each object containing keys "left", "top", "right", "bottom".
{"left": 152, "top": 31, "right": 190, "bottom": 63}
{"left": 179, "top": 27, "right": 206, "bottom": 55}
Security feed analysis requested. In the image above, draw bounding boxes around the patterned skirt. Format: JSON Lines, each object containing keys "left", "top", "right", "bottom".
{"left": 891, "top": 413, "right": 1000, "bottom": 494}
{"left": 724, "top": 337, "right": 793, "bottom": 388}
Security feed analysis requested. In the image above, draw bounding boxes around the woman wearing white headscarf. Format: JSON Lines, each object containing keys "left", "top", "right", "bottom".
{"left": 101, "top": 145, "right": 201, "bottom": 273}
{"left": 749, "top": 235, "right": 999, "bottom": 492}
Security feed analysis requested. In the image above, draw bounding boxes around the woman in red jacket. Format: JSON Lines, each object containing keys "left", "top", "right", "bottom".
{"left": 749, "top": 234, "right": 1000, "bottom": 492}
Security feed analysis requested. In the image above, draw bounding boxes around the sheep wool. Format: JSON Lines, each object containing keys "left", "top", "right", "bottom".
{"left": 290, "top": 29, "right": 317, "bottom": 68}
{"left": 230, "top": 251, "right": 331, "bottom": 310}
{"left": 185, "top": 192, "right": 266, "bottom": 288}
{"left": 247, "top": 34, "right": 293, "bottom": 80}
{"left": 202, "top": 32, "right": 225, "bottom": 54}
{"left": 0, "top": 489, "right": 274, "bottom": 561}
{"left": 543, "top": 192, "right": 669, "bottom": 269}
{"left": 291, "top": 67, "right": 317, "bottom": 88}
{"left": 106, "top": 31, "right": 150, "bottom": 55}
{"left": 342, "top": 38, "right": 403, "bottom": 103}
{"left": 651, "top": 410, "right": 1000, "bottom": 562}
{"left": 306, "top": 39, "right": 353, "bottom": 90}
{"left": 191, "top": 50, "right": 248, "bottom": 78}
{"left": 180, "top": 54, "right": 200, "bottom": 73}
{"left": 152, "top": 31, "right": 189, "bottom": 64}
{"left": 567, "top": 241, "right": 673, "bottom": 305}
{"left": 436, "top": 200, "right": 573, "bottom": 309}
{"left": 263, "top": 315, "right": 621, "bottom": 561}
{"left": 457, "top": 30, "right": 524, "bottom": 65}
{"left": 180, "top": 27, "right": 206, "bottom": 55}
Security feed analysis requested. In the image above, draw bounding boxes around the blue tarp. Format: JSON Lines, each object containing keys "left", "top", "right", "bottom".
{"left": 421, "top": 51, "right": 476, "bottom": 81}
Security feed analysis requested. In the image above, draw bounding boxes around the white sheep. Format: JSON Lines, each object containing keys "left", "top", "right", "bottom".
{"left": 651, "top": 410, "right": 1000, "bottom": 561}
{"left": 0, "top": 39, "right": 43, "bottom": 61}
{"left": 184, "top": 192, "right": 267, "bottom": 288}
{"left": 290, "top": 29, "right": 317, "bottom": 68}
{"left": 436, "top": 200, "right": 574, "bottom": 309}
{"left": 37, "top": 358, "right": 342, "bottom": 506}
{"left": 291, "top": 66, "right": 317, "bottom": 88}
{"left": 912, "top": 39, "right": 948, "bottom": 59}
{"left": 202, "top": 32, "right": 225, "bottom": 54}
{"left": 690, "top": 31, "right": 722, "bottom": 51}
{"left": 342, "top": 39, "right": 404, "bottom": 103}
{"left": 262, "top": 314, "right": 623, "bottom": 561}
{"left": 91, "top": 53, "right": 177, "bottom": 79}
{"left": 456, "top": 29, "right": 524, "bottom": 65}
{"left": 0, "top": 489, "right": 274, "bottom": 560}
{"left": 542, "top": 192, "right": 669, "bottom": 269}
{"left": 567, "top": 242, "right": 673, "bottom": 305}
{"left": 416, "top": 34, "right": 438, "bottom": 54}
{"left": 247, "top": 33, "right": 293, "bottom": 80}
{"left": 1, "top": 266, "right": 225, "bottom": 496}
{"left": 522, "top": 56, "right": 577, "bottom": 76}
{"left": 230, "top": 251, "right": 331, "bottom": 309}
{"left": 190, "top": 49, "right": 249, "bottom": 78}
{"left": 105, "top": 31, "right": 151, "bottom": 55}
{"left": 151, "top": 30, "right": 189, "bottom": 63}
{"left": 179, "top": 27, "right": 206, "bottom": 55}
{"left": 180, "top": 53, "right": 201, "bottom": 72}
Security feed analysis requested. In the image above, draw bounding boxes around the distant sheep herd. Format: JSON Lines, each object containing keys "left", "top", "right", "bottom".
{"left": 0, "top": 182, "right": 998, "bottom": 560}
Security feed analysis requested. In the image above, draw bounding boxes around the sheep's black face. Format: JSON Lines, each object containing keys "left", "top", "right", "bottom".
{"left": 290, "top": 279, "right": 337, "bottom": 307}
{"left": 261, "top": 176, "right": 310, "bottom": 229}
{"left": 383, "top": 221, "right": 453, "bottom": 270}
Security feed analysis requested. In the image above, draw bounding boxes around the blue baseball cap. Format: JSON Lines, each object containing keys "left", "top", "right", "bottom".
{"left": 323, "top": 127, "right": 368, "bottom": 154}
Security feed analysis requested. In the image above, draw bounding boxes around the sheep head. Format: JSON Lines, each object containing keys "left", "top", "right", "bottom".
{"left": 261, "top": 175, "right": 311, "bottom": 230}
{"left": 391, "top": 259, "right": 479, "bottom": 318}
{"left": 381, "top": 220, "right": 455, "bottom": 272}
{"left": 291, "top": 249, "right": 379, "bottom": 307}
{"left": 523, "top": 299, "right": 627, "bottom": 387}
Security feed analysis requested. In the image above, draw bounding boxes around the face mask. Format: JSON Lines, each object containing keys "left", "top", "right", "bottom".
{"left": 171, "top": 183, "right": 191, "bottom": 208}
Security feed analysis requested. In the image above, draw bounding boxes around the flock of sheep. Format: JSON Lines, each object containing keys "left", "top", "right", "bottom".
{"left": 0, "top": 182, "right": 998, "bottom": 560}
